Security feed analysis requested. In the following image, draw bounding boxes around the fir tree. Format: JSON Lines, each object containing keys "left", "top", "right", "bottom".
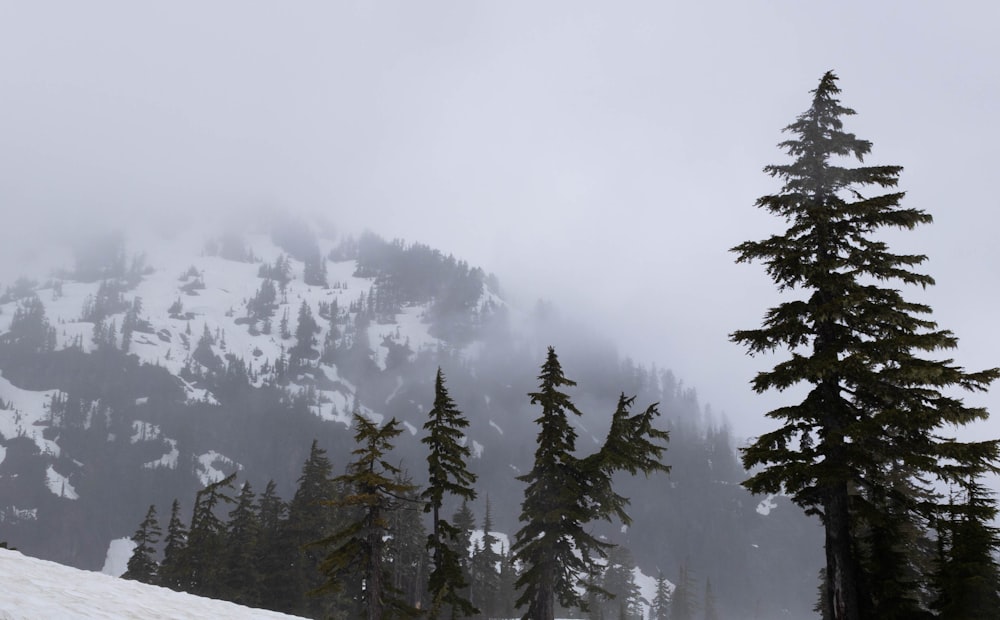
{"left": 255, "top": 480, "right": 296, "bottom": 614}
{"left": 703, "top": 578, "right": 719, "bottom": 620}
{"left": 421, "top": 368, "right": 478, "bottom": 618}
{"left": 512, "top": 347, "right": 669, "bottom": 620}
{"left": 314, "top": 413, "right": 420, "bottom": 620}
{"left": 670, "top": 562, "right": 698, "bottom": 620}
{"left": 932, "top": 478, "right": 1000, "bottom": 619}
{"left": 649, "top": 570, "right": 672, "bottom": 620}
{"left": 158, "top": 499, "right": 189, "bottom": 591}
{"left": 731, "top": 71, "right": 1000, "bottom": 620}
{"left": 183, "top": 472, "right": 237, "bottom": 597}
{"left": 290, "top": 300, "right": 320, "bottom": 368}
{"left": 288, "top": 440, "right": 338, "bottom": 618}
{"left": 222, "top": 482, "right": 261, "bottom": 606}
{"left": 122, "top": 504, "right": 161, "bottom": 583}
{"left": 470, "top": 496, "right": 501, "bottom": 618}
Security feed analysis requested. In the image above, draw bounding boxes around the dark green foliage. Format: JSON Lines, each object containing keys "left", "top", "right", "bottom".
{"left": 157, "top": 499, "right": 189, "bottom": 591}
{"left": 287, "top": 440, "right": 339, "bottom": 618}
{"left": 314, "top": 413, "right": 420, "bottom": 620}
{"left": 512, "top": 347, "right": 669, "bottom": 620}
{"left": 732, "top": 71, "right": 1000, "bottom": 619}
{"left": 932, "top": 479, "right": 1000, "bottom": 619}
{"left": 182, "top": 472, "right": 237, "bottom": 597}
{"left": 122, "top": 504, "right": 161, "bottom": 583}
{"left": 222, "top": 482, "right": 261, "bottom": 606}
{"left": 254, "top": 479, "right": 296, "bottom": 613}
{"left": 421, "top": 368, "right": 478, "bottom": 618}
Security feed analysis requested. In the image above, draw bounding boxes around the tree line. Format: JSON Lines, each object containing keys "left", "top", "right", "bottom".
{"left": 123, "top": 349, "right": 671, "bottom": 619}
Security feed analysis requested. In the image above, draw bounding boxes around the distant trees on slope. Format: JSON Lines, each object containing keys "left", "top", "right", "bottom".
{"left": 123, "top": 351, "right": 672, "bottom": 619}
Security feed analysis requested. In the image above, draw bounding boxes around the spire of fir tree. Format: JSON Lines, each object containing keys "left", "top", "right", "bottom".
{"left": 421, "top": 368, "right": 478, "bottom": 618}
{"left": 732, "top": 71, "right": 1000, "bottom": 620}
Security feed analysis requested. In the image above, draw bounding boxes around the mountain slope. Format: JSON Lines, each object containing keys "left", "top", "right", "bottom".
{"left": 0, "top": 218, "right": 822, "bottom": 618}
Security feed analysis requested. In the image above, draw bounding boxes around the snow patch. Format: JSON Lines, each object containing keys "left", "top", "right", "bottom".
{"left": 45, "top": 466, "right": 78, "bottom": 500}
{"left": 756, "top": 494, "right": 778, "bottom": 516}
{"left": 144, "top": 438, "right": 179, "bottom": 470}
{"left": 471, "top": 439, "right": 484, "bottom": 459}
{"left": 0, "top": 548, "right": 308, "bottom": 619}
{"left": 489, "top": 419, "right": 503, "bottom": 435}
{"left": 196, "top": 451, "right": 240, "bottom": 486}
{"left": 0, "top": 373, "right": 63, "bottom": 457}
{"left": 102, "top": 537, "right": 135, "bottom": 577}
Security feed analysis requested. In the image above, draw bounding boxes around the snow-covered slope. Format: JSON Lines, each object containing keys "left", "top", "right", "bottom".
{"left": 0, "top": 548, "right": 305, "bottom": 620}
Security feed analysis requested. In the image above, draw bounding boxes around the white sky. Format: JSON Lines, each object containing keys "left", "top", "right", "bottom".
{"left": 1, "top": 1, "right": 999, "bottom": 443}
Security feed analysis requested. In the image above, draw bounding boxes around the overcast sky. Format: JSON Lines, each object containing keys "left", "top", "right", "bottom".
{"left": 2, "top": 1, "right": 999, "bottom": 443}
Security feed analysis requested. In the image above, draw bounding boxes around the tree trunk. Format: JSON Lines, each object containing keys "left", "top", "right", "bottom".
{"left": 825, "top": 484, "right": 861, "bottom": 620}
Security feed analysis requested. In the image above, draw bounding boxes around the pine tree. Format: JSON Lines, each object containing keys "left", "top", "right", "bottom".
{"left": 288, "top": 440, "right": 338, "bottom": 618}
{"left": 255, "top": 480, "right": 296, "bottom": 614}
{"left": 597, "top": 546, "right": 644, "bottom": 620}
{"left": 290, "top": 300, "right": 321, "bottom": 368}
{"left": 512, "top": 348, "right": 669, "bottom": 620}
{"left": 703, "top": 578, "right": 719, "bottom": 620}
{"left": 470, "top": 496, "right": 501, "bottom": 618}
{"left": 122, "top": 504, "right": 161, "bottom": 583}
{"left": 222, "top": 482, "right": 261, "bottom": 606}
{"left": 731, "top": 71, "right": 1000, "bottom": 620}
{"left": 421, "top": 368, "right": 478, "bottom": 618}
{"left": 314, "top": 413, "right": 420, "bottom": 620}
{"left": 183, "top": 472, "right": 237, "bottom": 597}
{"left": 932, "top": 478, "right": 1000, "bottom": 619}
{"left": 649, "top": 570, "right": 672, "bottom": 620}
{"left": 158, "top": 499, "right": 189, "bottom": 591}
{"left": 670, "top": 561, "right": 698, "bottom": 620}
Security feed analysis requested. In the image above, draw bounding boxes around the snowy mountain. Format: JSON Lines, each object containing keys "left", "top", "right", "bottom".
{"left": 0, "top": 217, "right": 821, "bottom": 618}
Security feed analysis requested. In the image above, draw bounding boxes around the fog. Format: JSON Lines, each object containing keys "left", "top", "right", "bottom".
{"left": 2, "top": 1, "right": 1000, "bottom": 444}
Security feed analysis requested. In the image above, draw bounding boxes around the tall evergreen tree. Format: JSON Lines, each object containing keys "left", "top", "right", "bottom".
{"left": 314, "top": 413, "right": 419, "bottom": 620}
{"left": 512, "top": 347, "right": 669, "bottom": 620}
{"left": 421, "top": 368, "right": 478, "bottom": 618}
{"left": 255, "top": 479, "right": 296, "bottom": 614}
{"left": 649, "top": 570, "right": 671, "bottom": 620}
{"left": 290, "top": 300, "right": 321, "bottom": 368}
{"left": 703, "top": 578, "right": 719, "bottom": 620}
{"left": 670, "top": 561, "right": 698, "bottom": 620}
{"left": 469, "top": 496, "right": 501, "bottom": 618}
{"left": 932, "top": 478, "right": 1000, "bottom": 619}
{"left": 183, "top": 472, "right": 237, "bottom": 597}
{"left": 222, "top": 482, "right": 261, "bottom": 606}
{"left": 731, "top": 71, "right": 1000, "bottom": 620}
{"left": 288, "top": 440, "right": 338, "bottom": 618}
{"left": 122, "top": 504, "right": 161, "bottom": 583}
{"left": 157, "top": 499, "right": 189, "bottom": 591}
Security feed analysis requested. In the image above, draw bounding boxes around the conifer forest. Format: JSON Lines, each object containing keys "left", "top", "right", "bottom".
{"left": 3, "top": 5, "right": 1000, "bottom": 620}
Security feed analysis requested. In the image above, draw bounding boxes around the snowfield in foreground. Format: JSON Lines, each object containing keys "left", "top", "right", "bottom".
{"left": 0, "top": 548, "right": 305, "bottom": 620}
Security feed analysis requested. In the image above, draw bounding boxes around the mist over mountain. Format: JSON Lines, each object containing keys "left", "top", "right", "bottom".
{"left": 0, "top": 213, "right": 820, "bottom": 618}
